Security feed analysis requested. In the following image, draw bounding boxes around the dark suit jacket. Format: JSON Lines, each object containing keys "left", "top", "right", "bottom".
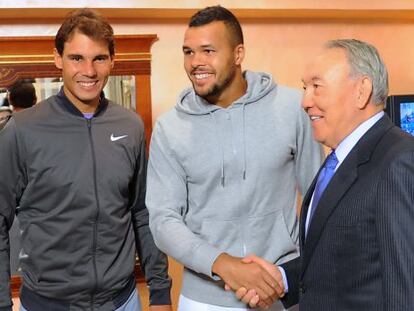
{"left": 281, "top": 116, "right": 414, "bottom": 311}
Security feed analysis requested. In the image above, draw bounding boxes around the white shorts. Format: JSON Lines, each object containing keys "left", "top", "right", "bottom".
{"left": 178, "top": 294, "right": 298, "bottom": 311}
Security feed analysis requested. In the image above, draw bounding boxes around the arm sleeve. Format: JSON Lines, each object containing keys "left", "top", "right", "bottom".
{"left": 0, "top": 120, "right": 25, "bottom": 311}
{"left": 130, "top": 126, "right": 172, "bottom": 306}
{"left": 146, "top": 121, "right": 223, "bottom": 279}
{"left": 278, "top": 266, "right": 289, "bottom": 293}
{"left": 294, "top": 106, "right": 324, "bottom": 195}
{"left": 376, "top": 149, "right": 414, "bottom": 310}
{"left": 280, "top": 257, "right": 300, "bottom": 308}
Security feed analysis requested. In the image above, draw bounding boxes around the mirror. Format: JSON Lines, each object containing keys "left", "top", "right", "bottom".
{"left": 0, "top": 34, "right": 157, "bottom": 297}
{"left": 22, "top": 76, "right": 136, "bottom": 110}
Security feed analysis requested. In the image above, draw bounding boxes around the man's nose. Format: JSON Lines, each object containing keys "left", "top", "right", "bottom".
{"left": 82, "top": 60, "right": 97, "bottom": 77}
{"left": 191, "top": 52, "right": 206, "bottom": 68}
{"left": 301, "top": 91, "right": 314, "bottom": 110}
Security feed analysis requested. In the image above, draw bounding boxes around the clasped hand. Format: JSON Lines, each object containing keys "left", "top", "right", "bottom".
{"left": 212, "top": 253, "right": 285, "bottom": 309}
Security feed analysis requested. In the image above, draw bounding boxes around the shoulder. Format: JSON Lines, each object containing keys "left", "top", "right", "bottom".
{"left": 372, "top": 126, "right": 414, "bottom": 172}
{"left": 276, "top": 84, "right": 302, "bottom": 97}
{"left": 257, "top": 82, "right": 303, "bottom": 114}
{"left": 12, "top": 96, "right": 55, "bottom": 125}
{"left": 156, "top": 107, "right": 178, "bottom": 124}
{"left": 382, "top": 126, "right": 414, "bottom": 155}
{"left": 153, "top": 107, "right": 182, "bottom": 133}
{"left": 276, "top": 84, "right": 302, "bottom": 101}
{"left": 265, "top": 84, "right": 306, "bottom": 123}
{"left": 106, "top": 101, "right": 144, "bottom": 128}
{"left": 374, "top": 129, "right": 414, "bottom": 203}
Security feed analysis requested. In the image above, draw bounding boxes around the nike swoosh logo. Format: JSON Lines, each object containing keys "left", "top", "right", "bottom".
{"left": 110, "top": 134, "right": 128, "bottom": 142}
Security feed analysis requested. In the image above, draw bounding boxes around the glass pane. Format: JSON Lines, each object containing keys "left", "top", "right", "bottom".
{"left": 32, "top": 76, "right": 136, "bottom": 111}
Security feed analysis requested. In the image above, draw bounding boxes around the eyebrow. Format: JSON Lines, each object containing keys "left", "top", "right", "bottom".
{"left": 94, "top": 54, "right": 110, "bottom": 59}
{"left": 304, "top": 76, "right": 322, "bottom": 82}
{"left": 182, "top": 44, "right": 214, "bottom": 50}
{"left": 66, "top": 54, "right": 110, "bottom": 59}
{"left": 66, "top": 53, "right": 83, "bottom": 58}
{"left": 301, "top": 76, "right": 323, "bottom": 85}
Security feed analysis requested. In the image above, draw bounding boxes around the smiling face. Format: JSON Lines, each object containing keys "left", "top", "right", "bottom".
{"left": 302, "top": 48, "right": 374, "bottom": 149}
{"left": 54, "top": 31, "right": 114, "bottom": 113}
{"left": 183, "top": 21, "right": 245, "bottom": 107}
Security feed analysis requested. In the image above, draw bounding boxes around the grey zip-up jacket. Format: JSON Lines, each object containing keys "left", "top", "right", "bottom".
{"left": 0, "top": 90, "right": 171, "bottom": 311}
{"left": 146, "top": 71, "right": 323, "bottom": 307}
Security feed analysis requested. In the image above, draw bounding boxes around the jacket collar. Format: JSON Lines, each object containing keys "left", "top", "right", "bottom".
{"left": 299, "top": 115, "right": 394, "bottom": 277}
{"left": 56, "top": 87, "right": 109, "bottom": 118}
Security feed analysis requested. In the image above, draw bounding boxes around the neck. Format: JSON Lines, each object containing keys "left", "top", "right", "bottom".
{"left": 363, "top": 102, "right": 384, "bottom": 121}
{"left": 63, "top": 86, "right": 99, "bottom": 113}
{"left": 330, "top": 104, "right": 384, "bottom": 149}
{"left": 208, "top": 70, "right": 247, "bottom": 108}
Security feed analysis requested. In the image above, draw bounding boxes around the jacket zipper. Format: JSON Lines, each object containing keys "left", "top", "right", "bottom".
{"left": 87, "top": 118, "right": 100, "bottom": 310}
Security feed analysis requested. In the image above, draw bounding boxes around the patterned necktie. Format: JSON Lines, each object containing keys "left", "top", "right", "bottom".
{"left": 308, "top": 151, "right": 338, "bottom": 225}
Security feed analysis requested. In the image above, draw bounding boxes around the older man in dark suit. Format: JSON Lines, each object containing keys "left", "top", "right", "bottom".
{"left": 234, "top": 39, "right": 414, "bottom": 310}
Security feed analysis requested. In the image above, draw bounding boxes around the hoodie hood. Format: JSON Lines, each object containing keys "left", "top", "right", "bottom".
{"left": 175, "top": 70, "right": 276, "bottom": 115}
{"left": 174, "top": 70, "right": 277, "bottom": 187}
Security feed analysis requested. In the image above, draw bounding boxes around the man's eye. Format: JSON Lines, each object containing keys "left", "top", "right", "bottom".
{"left": 183, "top": 50, "right": 193, "bottom": 56}
{"left": 70, "top": 56, "right": 82, "bottom": 61}
{"left": 204, "top": 49, "right": 214, "bottom": 54}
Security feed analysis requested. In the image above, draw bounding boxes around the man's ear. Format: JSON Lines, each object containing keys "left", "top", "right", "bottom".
{"left": 357, "top": 76, "right": 373, "bottom": 109}
{"left": 110, "top": 56, "right": 115, "bottom": 69}
{"left": 54, "top": 48, "right": 63, "bottom": 70}
{"left": 234, "top": 44, "right": 245, "bottom": 66}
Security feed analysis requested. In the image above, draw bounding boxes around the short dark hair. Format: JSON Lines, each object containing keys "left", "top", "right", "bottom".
{"left": 189, "top": 6, "right": 244, "bottom": 46}
{"left": 8, "top": 80, "right": 37, "bottom": 109}
{"left": 55, "top": 8, "right": 114, "bottom": 56}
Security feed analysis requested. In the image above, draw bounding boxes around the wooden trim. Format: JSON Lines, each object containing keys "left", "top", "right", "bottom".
{"left": 1, "top": 8, "right": 414, "bottom": 23}
{"left": 136, "top": 74, "right": 153, "bottom": 147}
{"left": 11, "top": 276, "right": 20, "bottom": 298}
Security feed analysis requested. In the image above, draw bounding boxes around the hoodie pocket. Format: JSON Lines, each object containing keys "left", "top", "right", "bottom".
{"left": 199, "top": 218, "right": 243, "bottom": 257}
{"left": 199, "top": 209, "right": 298, "bottom": 262}
{"left": 243, "top": 210, "right": 298, "bottom": 263}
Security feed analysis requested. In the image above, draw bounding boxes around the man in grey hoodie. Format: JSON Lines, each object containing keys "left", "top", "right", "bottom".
{"left": 146, "top": 5, "right": 323, "bottom": 311}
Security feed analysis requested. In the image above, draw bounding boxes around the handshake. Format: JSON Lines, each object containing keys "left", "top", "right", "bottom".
{"left": 212, "top": 253, "right": 286, "bottom": 309}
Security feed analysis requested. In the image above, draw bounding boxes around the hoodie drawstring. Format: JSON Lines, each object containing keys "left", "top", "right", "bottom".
{"left": 210, "top": 106, "right": 248, "bottom": 187}
{"left": 242, "top": 103, "right": 247, "bottom": 180}
{"left": 210, "top": 112, "right": 225, "bottom": 187}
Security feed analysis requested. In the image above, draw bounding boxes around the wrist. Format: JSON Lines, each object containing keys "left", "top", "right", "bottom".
{"left": 211, "top": 252, "right": 230, "bottom": 278}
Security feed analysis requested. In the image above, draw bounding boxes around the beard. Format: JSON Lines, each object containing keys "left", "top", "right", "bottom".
{"left": 192, "top": 64, "right": 237, "bottom": 102}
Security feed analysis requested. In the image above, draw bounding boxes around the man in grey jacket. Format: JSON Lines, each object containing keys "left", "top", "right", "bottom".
{"left": 0, "top": 8, "right": 171, "bottom": 311}
{"left": 146, "top": 5, "right": 323, "bottom": 311}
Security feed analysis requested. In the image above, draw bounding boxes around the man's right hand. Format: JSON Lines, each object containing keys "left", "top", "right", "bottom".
{"left": 212, "top": 253, "right": 284, "bottom": 307}
{"left": 232, "top": 255, "right": 285, "bottom": 309}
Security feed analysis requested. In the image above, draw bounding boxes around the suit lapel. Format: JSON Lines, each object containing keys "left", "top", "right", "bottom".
{"left": 300, "top": 115, "right": 394, "bottom": 278}
{"left": 299, "top": 167, "right": 320, "bottom": 249}
{"left": 301, "top": 158, "right": 358, "bottom": 276}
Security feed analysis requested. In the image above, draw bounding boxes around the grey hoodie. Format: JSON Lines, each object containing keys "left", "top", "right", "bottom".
{"left": 146, "top": 71, "right": 323, "bottom": 307}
